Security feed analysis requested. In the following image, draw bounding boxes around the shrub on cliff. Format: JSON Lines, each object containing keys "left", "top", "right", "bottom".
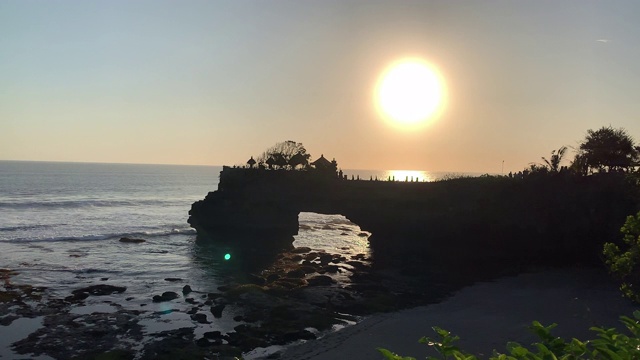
{"left": 604, "top": 211, "right": 640, "bottom": 303}
{"left": 378, "top": 312, "right": 640, "bottom": 359}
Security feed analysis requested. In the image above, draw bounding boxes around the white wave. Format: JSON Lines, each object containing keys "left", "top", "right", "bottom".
{"left": 2, "top": 226, "right": 197, "bottom": 243}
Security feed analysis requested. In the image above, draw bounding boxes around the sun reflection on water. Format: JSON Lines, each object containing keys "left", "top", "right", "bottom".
{"left": 385, "top": 170, "right": 432, "bottom": 182}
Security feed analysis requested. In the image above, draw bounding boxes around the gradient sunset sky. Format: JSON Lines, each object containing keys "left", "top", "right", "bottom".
{"left": 2, "top": 1, "right": 639, "bottom": 173}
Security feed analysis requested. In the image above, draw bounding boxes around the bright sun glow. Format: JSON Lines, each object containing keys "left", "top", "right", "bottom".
{"left": 386, "top": 170, "right": 433, "bottom": 182}
{"left": 375, "top": 59, "right": 445, "bottom": 127}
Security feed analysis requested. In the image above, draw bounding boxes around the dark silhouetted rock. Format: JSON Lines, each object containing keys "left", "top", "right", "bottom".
{"left": 191, "top": 313, "right": 210, "bottom": 324}
{"left": 324, "top": 265, "right": 340, "bottom": 273}
{"left": 152, "top": 291, "right": 179, "bottom": 303}
{"left": 210, "top": 304, "right": 225, "bottom": 318}
{"left": 196, "top": 337, "right": 212, "bottom": 347}
{"left": 286, "top": 269, "right": 305, "bottom": 278}
{"left": 187, "top": 307, "right": 198, "bottom": 315}
{"left": 204, "top": 331, "right": 224, "bottom": 340}
{"left": 72, "top": 284, "right": 126, "bottom": 296}
{"left": 119, "top": 237, "right": 145, "bottom": 243}
{"left": 65, "top": 292, "right": 89, "bottom": 302}
{"left": 291, "top": 246, "right": 311, "bottom": 254}
{"left": 307, "top": 275, "right": 334, "bottom": 286}
{"left": 164, "top": 277, "right": 182, "bottom": 282}
{"left": 282, "top": 329, "right": 316, "bottom": 342}
{"left": 182, "top": 285, "right": 192, "bottom": 294}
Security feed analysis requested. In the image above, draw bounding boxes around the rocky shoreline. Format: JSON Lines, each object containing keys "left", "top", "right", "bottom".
{"left": 0, "top": 246, "right": 457, "bottom": 359}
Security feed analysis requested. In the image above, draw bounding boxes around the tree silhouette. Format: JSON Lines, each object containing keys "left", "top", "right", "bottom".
{"left": 577, "top": 126, "right": 638, "bottom": 173}
{"left": 569, "top": 153, "right": 589, "bottom": 176}
{"left": 257, "top": 141, "right": 311, "bottom": 170}
{"left": 541, "top": 146, "right": 568, "bottom": 172}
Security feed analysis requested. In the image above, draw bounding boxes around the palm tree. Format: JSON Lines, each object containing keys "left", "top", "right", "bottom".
{"left": 541, "top": 146, "right": 568, "bottom": 172}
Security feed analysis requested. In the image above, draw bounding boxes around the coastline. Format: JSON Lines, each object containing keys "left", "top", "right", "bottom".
{"left": 2, "top": 264, "right": 638, "bottom": 359}
{"left": 278, "top": 267, "right": 638, "bottom": 360}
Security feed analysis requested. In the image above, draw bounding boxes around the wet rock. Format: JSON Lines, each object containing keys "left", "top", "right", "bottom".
{"left": 273, "top": 278, "right": 306, "bottom": 289}
{"left": 164, "top": 277, "right": 182, "bottom": 282}
{"left": 203, "top": 331, "right": 224, "bottom": 340}
{"left": 100, "top": 277, "right": 109, "bottom": 281}
{"left": 185, "top": 297, "right": 196, "bottom": 304}
{"left": 65, "top": 292, "right": 89, "bottom": 302}
{"left": 208, "top": 344, "right": 243, "bottom": 358}
{"left": 210, "top": 304, "right": 225, "bottom": 318}
{"left": 269, "top": 305, "right": 297, "bottom": 321}
{"left": 182, "top": 285, "right": 192, "bottom": 295}
{"left": 358, "top": 232, "right": 369, "bottom": 237}
{"left": 299, "top": 265, "right": 317, "bottom": 275}
{"left": 282, "top": 329, "right": 316, "bottom": 342}
{"left": 266, "top": 273, "right": 280, "bottom": 282}
{"left": 307, "top": 275, "right": 334, "bottom": 287}
{"left": 190, "top": 313, "right": 210, "bottom": 324}
{"left": 346, "top": 260, "right": 369, "bottom": 271}
{"left": 304, "top": 253, "right": 318, "bottom": 261}
{"left": 242, "top": 310, "right": 263, "bottom": 323}
{"left": 286, "top": 269, "right": 306, "bottom": 278}
{"left": 196, "top": 337, "right": 212, "bottom": 347}
{"left": 291, "top": 246, "right": 311, "bottom": 254}
{"left": 318, "top": 254, "right": 333, "bottom": 265}
{"left": 0, "top": 314, "right": 19, "bottom": 326}
{"left": 72, "top": 284, "right": 126, "bottom": 296}
{"left": 12, "top": 309, "right": 144, "bottom": 359}
{"left": 119, "top": 237, "right": 146, "bottom": 243}
{"left": 152, "top": 291, "right": 179, "bottom": 303}
{"left": 187, "top": 307, "right": 199, "bottom": 315}
{"left": 207, "top": 292, "right": 222, "bottom": 300}
{"left": 225, "top": 284, "right": 265, "bottom": 298}
{"left": 324, "top": 265, "right": 340, "bottom": 273}
{"left": 247, "top": 273, "right": 267, "bottom": 286}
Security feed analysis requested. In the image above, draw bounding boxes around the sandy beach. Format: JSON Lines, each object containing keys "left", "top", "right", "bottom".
{"left": 279, "top": 267, "right": 639, "bottom": 359}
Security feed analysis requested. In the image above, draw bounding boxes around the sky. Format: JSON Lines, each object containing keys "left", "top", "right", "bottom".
{"left": 2, "top": 1, "right": 640, "bottom": 173}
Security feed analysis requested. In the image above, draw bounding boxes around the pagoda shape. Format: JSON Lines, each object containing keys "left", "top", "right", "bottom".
{"left": 246, "top": 156, "right": 256, "bottom": 168}
{"left": 311, "top": 154, "right": 338, "bottom": 174}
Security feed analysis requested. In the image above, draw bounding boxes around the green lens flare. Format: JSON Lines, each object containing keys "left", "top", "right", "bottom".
{"left": 224, "top": 253, "right": 231, "bottom": 261}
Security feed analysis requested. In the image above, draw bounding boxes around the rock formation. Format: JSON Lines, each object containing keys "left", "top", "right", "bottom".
{"left": 189, "top": 167, "right": 638, "bottom": 274}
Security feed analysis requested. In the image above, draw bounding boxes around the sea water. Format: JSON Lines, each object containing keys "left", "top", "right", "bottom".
{"left": 0, "top": 161, "right": 465, "bottom": 355}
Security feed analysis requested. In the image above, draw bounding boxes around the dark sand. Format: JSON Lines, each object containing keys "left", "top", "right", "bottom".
{"left": 279, "top": 268, "right": 638, "bottom": 359}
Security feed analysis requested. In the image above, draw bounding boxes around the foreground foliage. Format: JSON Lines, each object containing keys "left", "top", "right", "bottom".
{"left": 378, "top": 311, "right": 640, "bottom": 360}
{"left": 604, "top": 211, "right": 640, "bottom": 303}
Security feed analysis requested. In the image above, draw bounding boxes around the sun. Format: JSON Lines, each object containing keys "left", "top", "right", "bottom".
{"left": 375, "top": 58, "right": 445, "bottom": 127}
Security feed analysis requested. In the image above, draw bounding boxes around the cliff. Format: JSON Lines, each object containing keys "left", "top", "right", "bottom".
{"left": 189, "top": 167, "right": 639, "bottom": 273}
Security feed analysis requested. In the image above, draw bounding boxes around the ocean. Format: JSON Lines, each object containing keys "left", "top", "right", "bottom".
{"left": 0, "top": 161, "right": 467, "bottom": 358}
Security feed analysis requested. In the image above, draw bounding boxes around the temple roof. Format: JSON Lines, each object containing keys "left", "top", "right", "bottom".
{"left": 311, "top": 154, "right": 332, "bottom": 168}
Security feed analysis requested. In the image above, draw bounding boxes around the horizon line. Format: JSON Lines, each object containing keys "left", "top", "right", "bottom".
{"left": 0, "top": 159, "right": 490, "bottom": 174}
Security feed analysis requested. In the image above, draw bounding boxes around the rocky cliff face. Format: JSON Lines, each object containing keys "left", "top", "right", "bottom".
{"left": 189, "top": 167, "right": 639, "bottom": 273}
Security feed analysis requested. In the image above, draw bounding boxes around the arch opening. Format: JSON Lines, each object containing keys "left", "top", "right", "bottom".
{"left": 294, "top": 212, "right": 371, "bottom": 258}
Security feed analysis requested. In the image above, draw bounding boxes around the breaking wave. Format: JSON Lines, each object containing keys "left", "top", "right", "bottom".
{"left": 1, "top": 227, "right": 197, "bottom": 243}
